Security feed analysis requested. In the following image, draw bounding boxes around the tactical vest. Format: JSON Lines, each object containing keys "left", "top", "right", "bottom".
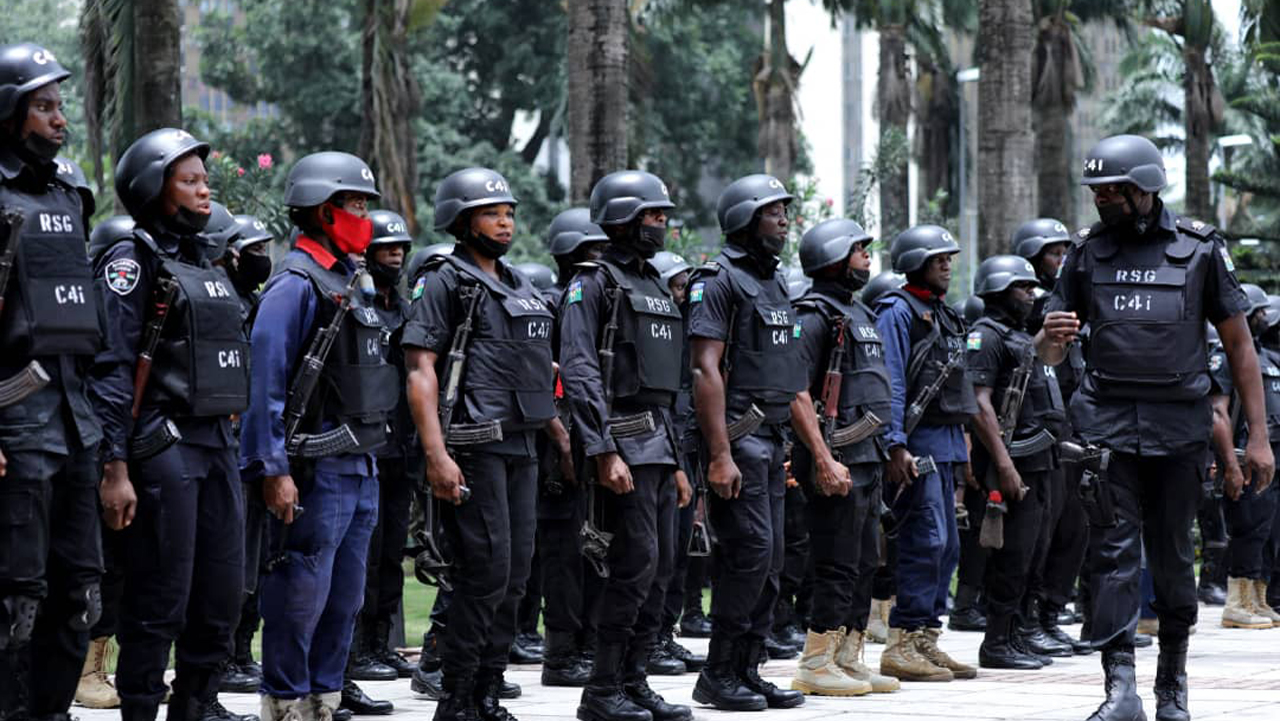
{"left": 1260, "top": 347, "right": 1280, "bottom": 440}
{"left": 431, "top": 255, "right": 556, "bottom": 431}
{"left": 278, "top": 253, "right": 399, "bottom": 453}
{"left": 585, "top": 259, "right": 683, "bottom": 405}
{"left": 795, "top": 289, "right": 892, "bottom": 430}
{"left": 0, "top": 179, "right": 100, "bottom": 357}
{"left": 972, "top": 316, "right": 1065, "bottom": 437}
{"left": 1083, "top": 226, "right": 1213, "bottom": 401}
{"left": 881, "top": 288, "right": 978, "bottom": 426}
{"left": 699, "top": 252, "right": 806, "bottom": 422}
{"left": 126, "top": 232, "right": 250, "bottom": 417}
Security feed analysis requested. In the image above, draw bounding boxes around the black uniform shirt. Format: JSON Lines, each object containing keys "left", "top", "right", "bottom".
{"left": 1047, "top": 204, "right": 1249, "bottom": 455}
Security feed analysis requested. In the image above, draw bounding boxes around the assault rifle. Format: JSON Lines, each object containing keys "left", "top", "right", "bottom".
{"left": 817, "top": 310, "right": 883, "bottom": 451}
{"left": 581, "top": 284, "right": 624, "bottom": 579}
{"left": 131, "top": 276, "right": 179, "bottom": 419}
{"left": 897, "top": 350, "right": 964, "bottom": 484}
{"left": 978, "top": 342, "right": 1041, "bottom": 550}
{"left": 0, "top": 208, "right": 50, "bottom": 408}
{"left": 438, "top": 284, "right": 498, "bottom": 446}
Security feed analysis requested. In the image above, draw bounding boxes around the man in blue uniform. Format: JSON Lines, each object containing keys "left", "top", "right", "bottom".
{"left": 0, "top": 42, "right": 105, "bottom": 721}
{"left": 1039, "top": 134, "right": 1274, "bottom": 721}
{"left": 240, "top": 151, "right": 394, "bottom": 721}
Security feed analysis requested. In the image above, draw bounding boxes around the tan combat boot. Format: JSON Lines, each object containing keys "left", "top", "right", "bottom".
{"left": 1222, "top": 577, "right": 1272, "bottom": 629}
{"left": 879, "top": 628, "right": 952, "bottom": 682}
{"left": 1249, "top": 579, "right": 1280, "bottom": 625}
{"left": 835, "top": 628, "right": 900, "bottom": 693}
{"left": 260, "top": 696, "right": 311, "bottom": 721}
{"left": 790, "top": 627, "right": 872, "bottom": 696}
{"left": 916, "top": 628, "right": 977, "bottom": 679}
{"left": 75, "top": 636, "right": 121, "bottom": 709}
{"left": 311, "top": 692, "right": 341, "bottom": 721}
{"left": 866, "top": 596, "right": 892, "bottom": 644}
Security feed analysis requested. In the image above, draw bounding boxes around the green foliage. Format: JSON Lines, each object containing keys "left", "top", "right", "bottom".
{"left": 204, "top": 149, "right": 291, "bottom": 241}
{"left": 846, "top": 127, "right": 911, "bottom": 241}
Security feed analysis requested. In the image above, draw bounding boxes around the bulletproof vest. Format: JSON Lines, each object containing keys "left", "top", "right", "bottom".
{"left": 0, "top": 177, "right": 100, "bottom": 357}
{"left": 1083, "top": 226, "right": 1214, "bottom": 401}
{"left": 972, "top": 316, "right": 1065, "bottom": 437}
{"left": 123, "top": 233, "right": 249, "bottom": 417}
{"left": 585, "top": 259, "right": 683, "bottom": 405}
{"left": 881, "top": 288, "right": 978, "bottom": 426}
{"left": 431, "top": 254, "right": 556, "bottom": 431}
{"left": 1260, "top": 347, "right": 1280, "bottom": 440}
{"left": 702, "top": 252, "right": 806, "bottom": 421}
{"left": 278, "top": 252, "right": 399, "bottom": 453}
{"left": 795, "top": 288, "right": 891, "bottom": 429}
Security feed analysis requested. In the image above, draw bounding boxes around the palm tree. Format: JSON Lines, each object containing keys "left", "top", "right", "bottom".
{"left": 566, "top": 0, "right": 631, "bottom": 204}
{"left": 753, "top": 0, "right": 805, "bottom": 181}
{"left": 977, "top": 0, "right": 1036, "bottom": 257}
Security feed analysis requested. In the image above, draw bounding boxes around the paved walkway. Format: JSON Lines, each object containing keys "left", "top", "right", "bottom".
{"left": 76, "top": 603, "right": 1280, "bottom": 720}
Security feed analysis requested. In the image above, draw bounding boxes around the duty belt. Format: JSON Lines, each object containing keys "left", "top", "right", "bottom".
{"left": 0, "top": 360, "right": 50, "bottom": 408}
{"left": 287, "top": 424, "right": 360, "bottom": 458}
{"left": 444, "top": 419, "right": 504, "bottom": 447}
{"left": 829, "top": 411, "right": 883, "bottom": 448}
{"left": 129, "top": 419, "right": 182, "bottom": 461}
{"left": 608, "top": 411, "right": 657, "bottom": 439}
{"left": 726, "top": 404, "right": 765, "bottom": 442}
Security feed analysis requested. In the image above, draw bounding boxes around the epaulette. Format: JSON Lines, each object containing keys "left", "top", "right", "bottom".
{"left": 574, "top": 260, "right": 601, "bottom": 270}
{"left": 698, "top": 260, "right": 721, "bottom": 273}
{"left": 1074, "top": 223, "right": 1103, "bottom": 245}
{"left": 1175, "top": 216, "right": 1216, "bottom": 240}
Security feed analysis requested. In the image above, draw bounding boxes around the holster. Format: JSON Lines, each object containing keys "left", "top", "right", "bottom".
{"left": 129, "top": 419, "right": 182, "bottom": 461}
{"left": 445, "top": 419, "right": 504, "bottom": 447}
{"left": 726, "top": 404, "right": 765, "bottom": 442}
{"left": 287, "top": 424, "right": 360, "bottom": 459}
{"left": 828, "top": 410, "right": 883, "bottom": 448}
{"left": 0, "top": 360, "right": 50, "bottom": 408}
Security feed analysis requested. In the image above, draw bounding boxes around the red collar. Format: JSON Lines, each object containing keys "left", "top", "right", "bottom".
{"left": 903, "top": 283, "right": 941, "bottom": 302}
{"left": 296, "top": 235, "right": 339, "bottom": 270}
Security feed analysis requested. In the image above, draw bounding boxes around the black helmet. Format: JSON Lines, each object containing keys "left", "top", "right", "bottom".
{"left": 590, "top": 170, "right": 675, "bottom": 227}
{"left": 716, "top": 174, "right": 793, "bottom": 235}
{"left": 799, "top": 218, "right": 873, "bottom": 277}
{"left": 1242, "top": 283, "right": 1270, "bottom": 316}
{"left": 958, "top": 295, "right": 985, "bottom": 324}
{"left": 1080, "top": 134, "right": 1166, "bottom": 193}
{"left": 406, "top": 242, "right": 455, "bottom": 284}
{"left": 231, "top": 214, "right": 273, "bottom": 253}
{"left": 113, "top": 128, "right": 211, "bottom": 219}
{"left": 202, "top": 201, "right": 240, "bottom": 260}
{"left": 54, "top": 156, "right": 95, "bottom": 218}
{"left": 651, "top": 250, "right": 693, "bottom": 285}
{"left": 974, "top": 255, "right": 1038, "bottom": 297}
{"left": 284, "top": 151, "right": 379, "bottom": 209}
{"left": 368, "top": 209, "right": 413, "bottom": 248}
{"left": 547, "top": 207, "right": 607, "bottom": 258}
{"left": 514, "top": 262, "right": 556, "bottom": 291}
{"left": 1012, "top": 218, "right": 1071, "bottom": 260}
{"left": 890, "top": 224, "right": 959, "bottom": 274}
{"left": 87, "top": 215, "right": 135, "bottom": 260}
{"left": 1266, "top": 295, "right": 1280, "bottom": 331}
{"left": 861, "top": 270, "right": 905, "bottom": 305}
{"left": 0, "top": 43, "right": 70, "bottom": 124}
{"left": 433, "top": 167, "right": 517, "bottom": 232}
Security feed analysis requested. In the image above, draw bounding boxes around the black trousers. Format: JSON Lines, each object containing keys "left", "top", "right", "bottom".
{"left": 956, "top": 484, "right": 990, "bottom": 591}
{"left": 662, "top": 490, "right": 697, "bottom": 629}
{"left": 0, "top": 444, "right": 103, "bottom": 717}
{"left": 596, "top": 464, "right": 678, "bottom": 649}
{"left": 982, "top": 470, "right": 1050, "bottom": 621}
{"left": 439, "top": 451, "right": 536, "bottom": 678}
{"left": 803, "top": 464, "right": 881, "bottom": 633}
{"left": 1040, "top": 463, "right": 1090, "bottom": 607}
{"left": 537, "top": 482, "right": 586, "bottom": 635}
{"left": 362, "top": 456, "right": 414, "bottom": 627}
{"left": 708, "top": 430, "right": 787, "bottom": 641}
{"left": 116, "top": 442, "right": 245, "bottom": 710}
{"left": 774, "top": 483, "right": 809, "bottom": 633}
{"left": 1085, "top": 452, "right": 1202, "bottom": 647}
{"left": 1223, "top": 468, "right": 1280, "bottom": 579}
{"left": 872, "top": 537, "right": 898, "bottom": 600}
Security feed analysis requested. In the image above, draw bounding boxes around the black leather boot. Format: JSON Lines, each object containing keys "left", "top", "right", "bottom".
{"left": 199, "top": 699, "right": 258, "bottom": 721}
{"left": 1016, "top": 598, "right": 1072, "bottom": 658}
{"left": 1197, "top": 545, "right": 1227, "bottom": 606}
{"left": 474, "top": 670, "right": 517, "bottom": 721}
{"left": 622, "top": 638, "right": 692, "bottom": 721}
{"left": 979, "top": 615, "right": 1043, "bottom": 670}
{"left": 340, "top": 679, "right": 393, "bottom": 715}
{"left": 1154, "top": 637, "right": 1189, "bottom": 721}
{"left": 948, "top": 584, "right": 987, "bottom": 632}
{"left": 692, "top": 634, "right": 765, "bottom": 712}
{"left": 347, "top": 620, "right": 397, "bottom": 682}
{"left": 168, "top": 668, "right": 220, "bottom": 721}
{"left": 736, "top": 636, "right": 804, "bottom": 709}
{"left": 542, "top": 631, "right": 590, "bottom": 687}
{"left": 1040, "top": 601, "right": 1092, "bottom": 655}
{"left": 678, "top": 608, "right": 711, "bottom": 638}
{"left": 1087, "top": 647, "right": 1146, "bottom": 721}
{"left": 370, "top": 616, "right": 415, "bottom": 678}
{"left": 643, "top": 631, "right": 686, "bottom": 676}
{"left": 576, "top": 641, "right": 652, "bottom": 721}
{"left": 508, "top": 633, "right": 544, "bottom": 665}
{"left": 433, "top": 674, "right": 481, "bottom": 721}
{"left": 412, "top": 631, "right": 444, "bottom": 699}
{"left": 218, "top": 657, "right": 261, "bottom": 694}
{"left": 659, "top": 629, "right": 704, "bottom": 672}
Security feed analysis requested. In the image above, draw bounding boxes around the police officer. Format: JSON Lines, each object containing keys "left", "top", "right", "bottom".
{"left": 559, "top": 170, "right": 692, "bottom": 721}
{"left": 1208, "top": 284, "right": 1280, "bottom": 629}
{"left": 0, "top": 42, "right": 105, "bottom": 721}
{"left": 91, "top": 128, "right": 250, "bottom": 721}
{"left": 240, "top": 151, "right": 393, "bottom": 721}
{"left": 874, "top": 224, "right": 977, "bottom": 682}
{"left": 966, "top": 255, "right": 1066, "bottom": 670}
{"left": 1012, "top": 219, "right": 1091, "bottom": 655}
{"left": 1039, "top": 134, "right": 1275, "bottom": 721}
{"left": 534, "top": 208, "right": 608, "bottom": 690}
{"left": 687, "top": 173, "right": 807, "bottom": 711}
{"left": 402, "top": 167, "right": 570, "bottom": 721}
{"left": 224, "top": 215, "right": 274, "bottom": 320}
{"left": 785, "top": 218, "right": 900, "bottom": 697}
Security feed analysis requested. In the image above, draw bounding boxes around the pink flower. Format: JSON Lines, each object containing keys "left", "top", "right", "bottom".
{"left": 210, "top": 150, "right": 222, "bottom": 160}
{"left": 258, "top": 153, "right": 273, "bottom": 170}
{"left": 237, "top": 167, "right": 245, "bottom": 176}
{"left": 826, "top": 198, "right": 834, "bottom": 207}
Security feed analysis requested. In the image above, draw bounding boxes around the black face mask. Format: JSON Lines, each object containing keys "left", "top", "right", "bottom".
{"left": 465, "top": 230, "right": 510, "bottom": 259}
{"left": 1097, "top": 200, "right": 1130, "bottom": 228}
{"left": 159, "top": 206, "right": 211, "bottom": 236}
{"left": 234, "top": 252, "right": 272, "bottom": 292}
{"left": 846, "top": 267, "right": 871, "bottom": 290}
{"left": 755, "top": 228, "right": 786, "bottom": 256}
{"left": 369, "top": 260, "right": 402, "bottom": 288}
{"left": 998, "top": 292, "right": 1035, "bottom": 326}
{"left": 21, "top": 131, "right": 61, "bottom": 163}
{"left": 632, "top": 224, "right": 666, "bottom": 259}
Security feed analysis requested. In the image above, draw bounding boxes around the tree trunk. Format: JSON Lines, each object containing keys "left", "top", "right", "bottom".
{"left": 915, "top": 65, "right": 954, "bottom": 216}
{"left": 367, "top": 0, "right": 422, "bottom": 234}
{"left": 1183, "top": 44, "right": 1214, "bottom": 222}
{"left": 753, "top": 0, "right": 799, "bottom": 182}
{"left": 132, "top": 0, "right": 182, "bottom": 135}
{"left": 877, "top": 25, "right": 910, "bottom": 241}
{"left": 1032, "top": 17, "right": 1079, "bottom": 225}
{"left": 566, "top": 0, "right": 629, "bottom": 205}
{"left": 977, "top": 0, "right": 1036, "bottom": 257}
{"left": 358, "top": 0, "right": 377, "bottom": 163}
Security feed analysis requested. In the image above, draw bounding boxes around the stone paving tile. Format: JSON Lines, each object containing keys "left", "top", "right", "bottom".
{"left": 71, "top": 602, "right": 1280, "bottom": 720}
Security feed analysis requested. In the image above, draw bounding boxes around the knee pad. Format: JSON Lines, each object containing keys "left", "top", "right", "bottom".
{"left": 68, "top": 583, "right": 103, "bottom": 632}
{"left": 0, "top": 595, "right": 40, "bottom": 649}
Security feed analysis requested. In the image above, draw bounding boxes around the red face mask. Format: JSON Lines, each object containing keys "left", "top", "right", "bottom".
{"left": 322, "top": 203, "right": 373, "bottom": 254}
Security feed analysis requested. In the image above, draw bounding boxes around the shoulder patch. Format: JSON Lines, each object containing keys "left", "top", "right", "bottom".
{"left": 690, "top": 281, "right": 705, "bottom": 303}
{"left": 1209, "top": 354, "right": 1224, "bottom": 372}
{"left": 1219, "top": 246, "right": 1235, "bottom": 273}
{"left": 567, "top": 279, "right": 584, "bottom": 304}
{"left": 793, "top": 322, "right": 802, "bottom": 339}
{"left": 104, "top": 258, "right": 141, "bottom": 296}
{"left": 411, "top": 275, "right": 426, "bottom": 300}
{"left": 967, "top": 330, "right": 983, "bottom": 351}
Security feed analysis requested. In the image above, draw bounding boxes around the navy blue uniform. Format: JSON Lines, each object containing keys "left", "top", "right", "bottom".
{"left": 1046, "top": 204, "right": 1249, "bottom": 647}
{"left": 240, "top": 239, "right": 381, "bottom": 699}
